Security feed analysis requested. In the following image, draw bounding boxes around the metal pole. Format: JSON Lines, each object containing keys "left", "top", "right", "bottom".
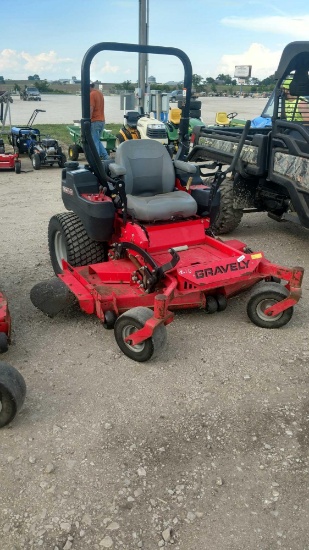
{"left": 138, "top": 0, "right": 147, "bottom": 106}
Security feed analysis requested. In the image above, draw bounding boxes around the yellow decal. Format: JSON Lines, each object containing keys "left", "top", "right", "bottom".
{"left": 251, "top": 253, "right": 262, "bottom": 259}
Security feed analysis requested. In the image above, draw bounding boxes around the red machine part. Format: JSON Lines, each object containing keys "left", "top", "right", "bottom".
{"left": 0, "top": 291, "right": 11, "bottom": 339}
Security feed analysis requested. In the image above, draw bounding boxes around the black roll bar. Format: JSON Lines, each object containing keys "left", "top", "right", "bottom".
{"left": 80, "top": 42, "right": 193, "bottom": 184}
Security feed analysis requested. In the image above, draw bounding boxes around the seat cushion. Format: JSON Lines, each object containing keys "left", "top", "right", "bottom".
{"left": 127, "top": 191, "right": 197, "bottom": 222}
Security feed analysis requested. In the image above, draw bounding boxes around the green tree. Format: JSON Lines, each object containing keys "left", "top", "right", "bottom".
{"left": 34, "top": 80, "right": 50, "bottom": 92}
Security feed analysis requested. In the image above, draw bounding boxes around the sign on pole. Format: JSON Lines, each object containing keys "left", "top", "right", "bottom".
{"left": 234, "top": 65, "right": 252, "bottom": 78}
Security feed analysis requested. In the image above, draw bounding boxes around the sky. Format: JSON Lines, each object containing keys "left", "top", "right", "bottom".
{"left": 1, "top": 0, "right": 309, "bottom": 84}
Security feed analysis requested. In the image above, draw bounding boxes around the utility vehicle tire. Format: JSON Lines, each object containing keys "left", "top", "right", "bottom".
{"left": 212, "top": 177, "right": 243, "bottom": 235}
{"left": 0, "top": 333, "right": 9, "bottom": 353}
{"left": 32, "top": 153, "right": 41, "bottom": 170}
{"left": 0, "top": 362, "right": 26, "bottom": 428}
{"left": 58, "top": 153, "right": 67, "bottom": 168}
{"left": 246, "top": 282, "right": 293, "bottom": 329}
{"left": 15, "top": 160, "right": 21, "bottom": 174}
{"left": 190, "top": 100, "right": 202, "bottom": 109}
{"left": 48, "top": 212, "right": 107, "bottom": 275}
{"left": 68, "top": 144, "right": 79, "bottom": 161}
{"left": 189, "top": 109, "right": 201, "bottom": 119}
{"left": 205, "top": 295, "right": 218, "bottom": 314}
{"left": 114, "top": 307, "right": 167, "bottom": 362}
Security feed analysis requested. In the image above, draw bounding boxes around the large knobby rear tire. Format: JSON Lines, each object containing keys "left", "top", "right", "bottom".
{"left": 114, "top": 307, "right": 167, "bottom": 362}
{"left": 246, "top": 282, "right": 293, "bottom": 329}
{"left": 212, "top": 177, "right": 243, "bottom": 235}
{"left": 48, "top": 212, "right": 107, "bottom": 275}
{"left": 0, "top": 362, "right": 26, "bottom": 428}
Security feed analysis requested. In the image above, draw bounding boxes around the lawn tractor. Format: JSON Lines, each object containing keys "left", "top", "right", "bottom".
{"left": 9, "top": 108, "right": 66, "bottom": 169}
{"left": 30, "top": 42, "right": 304, "bottom": 363}
{"left": 0, "top": 291, "right": 26, "bottom": 427}
{"left": 115, "top": 110, "right": 168, "bottom": 148}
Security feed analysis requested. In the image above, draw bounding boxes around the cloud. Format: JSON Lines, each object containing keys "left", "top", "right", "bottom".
{"left": 221, "top": 14, "right": 309, "bottom": 39}
{"left": 217, "top": 43, "right": 282, "bottom": 80}
{"left": 0, "top": 49, "right": 73, "bottom": 78}
{"left": 100, "top": 61, "right": 120, "bottom": 74}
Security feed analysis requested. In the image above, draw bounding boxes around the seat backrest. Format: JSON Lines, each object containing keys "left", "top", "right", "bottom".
{"left": 215, "top": 112, "right": 229, "bottom": 125}
{"left": 115, "top": 139, "right": 175, "bottom": 196}
{"left": 169, "top": 108, "right": 181, "bottom": 125}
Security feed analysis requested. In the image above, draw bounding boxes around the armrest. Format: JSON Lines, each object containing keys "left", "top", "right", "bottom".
{"left": 173, "top": 160, "right": 197, "bottom": 174}
{"left": 109, "top": 163, "right": 126, "bottom": 178}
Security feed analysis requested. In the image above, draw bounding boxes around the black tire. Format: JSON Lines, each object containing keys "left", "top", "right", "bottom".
{"left": 103, "top": 310, "right": 117, "bottom": 330}
{"left": 114, "top": 307, "right": 167, "bottom": 362}
{"left": 0, "top": 333, "right": 9, "bottom": 353}
{"left": 0, "top": 362, "right": 26, "bottom": 428}
{"left": 189, "top": 109, "right": 201, "bottom": 118}
{"left": 216, "top": 294, "right": 228, "bottom": 311}
{"left": 190, "top": 100, "right": 202, "bottom": 109}
{"left": 246, "top": 282, "right": 293, "bottom": 329}
{"left": 58, "top": 153, "right": 67, "bottom": 168}
{"left": 212, "top": 177, "right": 243, "bottom": 234}
{"left": 14, "top": 160, "right": 21, "bottom": 174}
{"left": 68, "top": 144, "right": 79, "bottom": 161}
{"left": 206, "top": 295, "right": 218, "bottom": 314}
{"left": 32, "top": 153, "right": 41, "bottom": 170}
{"left": 48, "top": 212, "right": 107, "bottom": 275}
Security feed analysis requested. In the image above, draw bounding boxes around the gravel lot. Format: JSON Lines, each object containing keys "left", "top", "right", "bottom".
{"left": 8, "top": 93, "right": 268, "bottom": 126}
{"left": 1, "top": 96, "right": 309, "bottom": 550}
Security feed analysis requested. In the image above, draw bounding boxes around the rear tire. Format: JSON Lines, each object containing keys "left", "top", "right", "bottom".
{"left": 48, "top": 212, "right": 107, "bottom": 275}
{"left": 15, "top": 160, "right": 21, "bottom": 174}
{"left": 0, "top": 362, "right": 26, "bottom": 428}
{"left": 212, "top": 177, "right": 243, "bottom": 234}
{"left": 32, "top": 153, "right": 41, "bottom": 170}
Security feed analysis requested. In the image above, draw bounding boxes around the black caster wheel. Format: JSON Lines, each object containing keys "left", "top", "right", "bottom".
{"left": 216, "top": 294, "right": 228, "bottom": 311}
{"left": 205, "top": 295, "right": 218, "bottom": 314}
{"left": 0, "top": 333, "right": 9, "bottom": 353}
{"left": 103, "top": 310, "right": 117, "bottom": 330}
{"left": 0, "top": 362, "right": 26, "bottom": 428}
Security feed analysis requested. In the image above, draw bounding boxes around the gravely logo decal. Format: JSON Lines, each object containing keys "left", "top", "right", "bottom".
{"left": 195, "top": 259, "right": 250, "bottom": 279}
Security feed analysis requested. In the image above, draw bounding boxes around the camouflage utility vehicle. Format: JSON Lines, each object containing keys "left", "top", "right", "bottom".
{"left": 188, "top": 42, "right": 309, "bottom": 234}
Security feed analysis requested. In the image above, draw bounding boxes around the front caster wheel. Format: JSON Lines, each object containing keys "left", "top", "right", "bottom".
{"left": 246, "top": 282, "right": 293, "bottom": 329}
{"left": 103, "top": 310, "right": 117, "bottom": 330}
{"left": 205, "top": 295, "right": 218, "bottom": 314}
{"left": 216, "top": 293, "right": 228, "bottom": 312}
{"left": 0, "top": 362, "right": 26, "bottom": 428}
{"left": 114, "top": 307, "right": 167, "bottom": 362}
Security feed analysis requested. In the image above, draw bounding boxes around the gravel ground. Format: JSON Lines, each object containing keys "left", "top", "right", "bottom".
{"left": 1, "top": 99, "right": 309, "bottom": 550}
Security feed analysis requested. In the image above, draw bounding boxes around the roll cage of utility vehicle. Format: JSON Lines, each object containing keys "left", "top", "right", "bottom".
{"left": 189, "top": 41, "right": 309, "bottom": 234}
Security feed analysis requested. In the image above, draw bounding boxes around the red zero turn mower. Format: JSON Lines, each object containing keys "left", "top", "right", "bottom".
{"left": 0, "top": 291, "right": 26, "bottom": 427}
{"left": 0, "top": 139, "right": 21, "bottom": 173}
{"left": 30, "top": 42, "right": 304, "bottom": 363}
